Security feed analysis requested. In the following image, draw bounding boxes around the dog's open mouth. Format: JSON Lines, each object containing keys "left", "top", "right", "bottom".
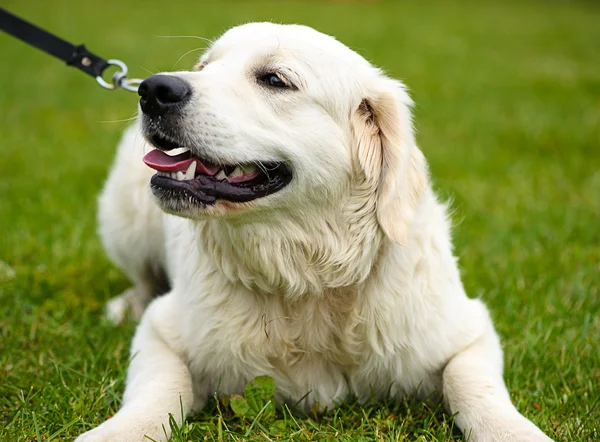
{"left": 143, "top": 145, "right": 292, "bottom": 206}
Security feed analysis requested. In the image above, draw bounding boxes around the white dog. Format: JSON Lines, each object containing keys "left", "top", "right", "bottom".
{"left": 76, "top": 23, "right": 552, "bottom": 442}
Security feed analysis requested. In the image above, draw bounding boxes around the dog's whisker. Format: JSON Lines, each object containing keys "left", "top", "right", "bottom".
{"left": 172, "top": 47, "right": 207, "bottom": 70}
{"left": 156, "top": 35, "right": 214, "bottom": 44}
{"left": 254, "top": 161, "right": 271, "bottom": 180}
{"left": 136, "top": 65, "right": 158, "bottom": 77}
{"left": 95, "top": 116, "right": 138, "bottom": 124}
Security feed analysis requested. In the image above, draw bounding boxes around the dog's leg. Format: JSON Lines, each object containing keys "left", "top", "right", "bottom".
{"left": 443, "top": 321, "right": 553, "bottom": 441}
{"left": 104, "top": 265, "right": 170, "bottom": 324}
{"left": 76, "top": 293, "right": 194, "bottom": 442}
{"left": 104, "top": 284, "right": 154, "bottom": 324}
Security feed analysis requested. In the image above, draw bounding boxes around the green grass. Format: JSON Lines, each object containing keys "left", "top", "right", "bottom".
{"left": 1, "top": 0, "right": 598, "bottom": 440}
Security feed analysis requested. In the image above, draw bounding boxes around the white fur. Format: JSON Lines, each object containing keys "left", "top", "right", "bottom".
{"left": 77, "top": 23, "right": 552, "bottom": 442}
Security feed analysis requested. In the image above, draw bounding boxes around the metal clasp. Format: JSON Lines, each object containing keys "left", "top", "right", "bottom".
{"left": 96, "top": 59, "right": 142, "bottom": 92}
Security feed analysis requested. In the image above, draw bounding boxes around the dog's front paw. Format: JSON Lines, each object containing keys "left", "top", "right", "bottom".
{"left": 75, "top": 425, "right": 163, "bottom": 442}
{"left": 75, "top": 427, "right": 117, "bottom": 442}
{"left": 75, "top": 426, "right": 132, "bottom": 442}
{"left": 75, "top": 411, "right": 168, "bottom": 442}
{"left": 469, "top": 415, "right": 553, "bottom": 442}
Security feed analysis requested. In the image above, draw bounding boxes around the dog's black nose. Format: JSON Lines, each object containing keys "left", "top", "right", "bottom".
{"left": 138, "top": 75, "right": 192, "bottom": 116}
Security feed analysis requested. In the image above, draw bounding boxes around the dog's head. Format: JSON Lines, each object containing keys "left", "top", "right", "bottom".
{"left": 140, "top": 22, "right": 426, "bottom": 245}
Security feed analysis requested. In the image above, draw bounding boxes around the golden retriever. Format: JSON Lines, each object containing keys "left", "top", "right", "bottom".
{"left": 76, "top": 23, "right": 552, "bottom": 442}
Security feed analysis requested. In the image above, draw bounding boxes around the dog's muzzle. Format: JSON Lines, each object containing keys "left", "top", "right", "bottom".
{"left": 137, "top": 74, "right": 292, "bottom": 208}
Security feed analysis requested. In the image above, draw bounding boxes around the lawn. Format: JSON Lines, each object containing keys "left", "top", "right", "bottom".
{"left": 0, "top": 0, "right": 598, "bottom": 440}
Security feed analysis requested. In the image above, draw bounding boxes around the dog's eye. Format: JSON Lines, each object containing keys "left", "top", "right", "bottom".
{"left": 194, "top": 62, "right": 207, "bottom": 72}
{"left": 258, "top": 73, "right": 290, "bottom": 89}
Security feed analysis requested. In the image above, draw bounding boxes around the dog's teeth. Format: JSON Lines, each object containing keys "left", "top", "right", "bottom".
{"left": 185, "top": 161, "right": 197, "bottom": 180}
{"left": 167, "top": 147, "right": 191, "bottom": 156}
{"left": 215, "top": 170, "right": 227, "bottom": 180}
{"left": 171, "top": 172, "right": 178, "bottom": 179}
{"left": 176, "top": 171, "right": 185, "bottom": 181}
{"left": 229, "top": 166, "right": 244, "bottom": 178}
{"left": 241, "top": 164, "right": 257, "bottom": 174}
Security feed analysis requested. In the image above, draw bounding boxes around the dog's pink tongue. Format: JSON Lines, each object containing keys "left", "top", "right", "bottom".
{"left": 143, "top": 150, "right": 191, "bottom": 172}
{"left": 143, "top": 149, "right": 218, "bottom": 175}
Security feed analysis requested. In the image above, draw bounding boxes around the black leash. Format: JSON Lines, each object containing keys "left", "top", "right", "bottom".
{"left": 0, "top": 8, "right": 141, "bottom": 92}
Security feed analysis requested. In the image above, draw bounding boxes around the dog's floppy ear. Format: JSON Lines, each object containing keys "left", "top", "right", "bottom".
{"left": 351, "top": 78, "right": 427, "bottom": 245}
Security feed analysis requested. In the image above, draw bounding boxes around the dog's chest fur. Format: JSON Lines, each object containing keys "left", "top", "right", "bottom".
{"left": 166, "top": 204, "right": 476, "bottom": 409}
{"left": 165, "top": 217, "right": 386, "bottom": 407}
{"left": 179, "top": 267, "right": 370, "bottom": 408}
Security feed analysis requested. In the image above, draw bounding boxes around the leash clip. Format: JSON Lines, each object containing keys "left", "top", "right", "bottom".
{"left": 96, "top": 59, "right": 142, "bottom": 92}
{"left": 1, "top": 9, "right": 144, "bottom": 93}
